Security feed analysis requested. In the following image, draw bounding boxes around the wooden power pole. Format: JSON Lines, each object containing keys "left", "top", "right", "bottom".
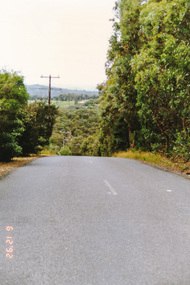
{"left": 41, "top": 75, "right": 60, "bottom": 106}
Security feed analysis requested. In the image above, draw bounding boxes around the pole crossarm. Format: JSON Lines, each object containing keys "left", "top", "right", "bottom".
{"left": 41, "top": 75, "right": 60, "bottom": 79}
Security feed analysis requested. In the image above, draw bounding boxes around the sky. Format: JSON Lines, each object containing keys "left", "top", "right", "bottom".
{"left": 0, "top": 0, "right": 116, "bottom": 90}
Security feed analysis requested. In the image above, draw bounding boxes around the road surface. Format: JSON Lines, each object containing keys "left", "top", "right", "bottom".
{"left": 0, "top": 156, "right": 190, "bottom": 284}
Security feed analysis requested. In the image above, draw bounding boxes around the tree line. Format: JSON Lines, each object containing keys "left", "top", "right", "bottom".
{"left": 29, "top": 93, "right": 98, "bottom": 102}
{"left": 0, "top": 71, "right": 57, "bottom": 161}
{"left": 98, "top": 0, "right": 190, "bottom": 160}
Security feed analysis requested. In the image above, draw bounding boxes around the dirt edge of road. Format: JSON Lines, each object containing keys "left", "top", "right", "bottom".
{"left": 0, "top": 157, "right": 38, "bottom": 179}
{"left": 140, "top": 160, "right": 190, "bottom": 180}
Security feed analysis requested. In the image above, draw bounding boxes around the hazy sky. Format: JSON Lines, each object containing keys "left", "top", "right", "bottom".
{"left": 0, "top": 0, "right": 116, "bottom": 90}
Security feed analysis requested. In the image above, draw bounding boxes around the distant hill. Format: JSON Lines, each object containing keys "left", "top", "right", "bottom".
{"left": 26, "top": 84, "right": 98, "bottom": 97}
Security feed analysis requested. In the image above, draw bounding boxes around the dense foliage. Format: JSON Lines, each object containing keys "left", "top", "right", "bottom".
{"left": 19, "top": 102, "right": 58, "bottom": 156}
{"left": 0, "top": 71, "right": 58, "bottom": 161}
{"left": 50, "top": 100, "right": 100, "bottom": 156}
{"left": 0, "top": 71, "right": 28, "bottom": 161}
{"left": 99, "top": 0, "right": 190, "bottom": 160}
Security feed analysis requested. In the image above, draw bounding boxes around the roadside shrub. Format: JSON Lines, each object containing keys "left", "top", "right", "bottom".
{"left": 59, "top": 146, "right": 72, "bottom": 156}
{"left": 173, "top": 130, "right": 190, "bottom": 162}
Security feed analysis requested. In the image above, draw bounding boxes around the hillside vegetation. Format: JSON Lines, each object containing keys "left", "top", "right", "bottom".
{"left": 49, "top": 100, "right": 100, "bottom": 156}
{"left": 98, "top": 0, "right": 190, "bottom": 162}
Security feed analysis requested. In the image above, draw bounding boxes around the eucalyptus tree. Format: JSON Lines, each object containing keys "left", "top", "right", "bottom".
{"left": 99, "top": 0, "right": 142, "bottom": 155}
{"left": 132, "top": 0, "right": 190, "bottom": 156}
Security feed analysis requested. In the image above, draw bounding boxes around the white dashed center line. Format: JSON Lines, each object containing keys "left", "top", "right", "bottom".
{"left": 104, "top": 179, "right": 118, "bottom": 196}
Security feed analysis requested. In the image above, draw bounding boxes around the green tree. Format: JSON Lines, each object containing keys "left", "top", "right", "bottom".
{"left": 80, "top": 133, "right": 100, "bottom": 156}
{"left": 19, "top": 101, "right": 58, "bottom": 155}
{"left": 99, "top": 0, "right": 190, "bottom": 160}
{"left": 0, "top": 71, "right": 28, "bottom": 161}
{"left": 132, "top": 0, "right": 190, "bottom": 155}
{"left": 99, "top": 0, "right": 142, "bottom": 155}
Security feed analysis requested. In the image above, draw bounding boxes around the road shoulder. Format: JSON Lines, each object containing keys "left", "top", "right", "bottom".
{"left": 0, "top": 157, "right": 37, "bottom": 179}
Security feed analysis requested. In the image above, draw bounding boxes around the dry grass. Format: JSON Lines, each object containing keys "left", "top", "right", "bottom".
{"left": 113, "top": 150, "right": 190, "bottom": 179}
{"left": 39, "top": 149, "right": 57, "bottom": 156}
{"left": 0, "top": 157, "right": 37, "bottom": 179}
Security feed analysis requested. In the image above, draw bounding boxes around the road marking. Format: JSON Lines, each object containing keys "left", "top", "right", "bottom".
{"left": 104, "top": 179, "right": 118, "bottom": 196}
{"left": 166, "top": 190, "right": 172, "bottom": 192}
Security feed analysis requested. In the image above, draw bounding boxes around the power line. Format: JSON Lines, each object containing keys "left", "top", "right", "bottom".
{"left": 40, "top": 75, "right": 60, "bottom": 106}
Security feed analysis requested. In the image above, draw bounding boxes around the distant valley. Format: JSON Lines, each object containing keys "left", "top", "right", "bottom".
{"left": 26, "top": 84, "right": 98, "bottom": 97}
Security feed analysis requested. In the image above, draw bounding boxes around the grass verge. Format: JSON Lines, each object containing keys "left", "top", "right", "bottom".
{"left": 113, "top": 150, "right": 190, "bottom": 179}
{"left": 39, "top": 149, "right": 57, "bottom": 156}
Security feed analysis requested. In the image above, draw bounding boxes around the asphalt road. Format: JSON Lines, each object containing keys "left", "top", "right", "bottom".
{"left": 0, "top": 156, "right": 190, "bottom": 285}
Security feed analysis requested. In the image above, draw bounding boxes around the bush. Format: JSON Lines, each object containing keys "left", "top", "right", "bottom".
{"left": 173, "top": 131, "right": 190, "bottom": 162}
{"left": 0, "top": 132, "right": 22, "bottom": 162}
{"left": 59, "top": 146, "right": 72, "bottom": 156}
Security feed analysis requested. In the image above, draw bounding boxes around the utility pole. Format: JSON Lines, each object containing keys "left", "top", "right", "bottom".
{"left": 60, "top": 131, "right": 70, "bottom": 147}
{"left": 40, "top": 75, "right": 60, "bottom": 106}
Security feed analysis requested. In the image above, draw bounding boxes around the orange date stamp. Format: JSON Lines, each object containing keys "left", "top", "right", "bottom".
{"left": 6, "top": 226, "right": 14, "bottom": 259}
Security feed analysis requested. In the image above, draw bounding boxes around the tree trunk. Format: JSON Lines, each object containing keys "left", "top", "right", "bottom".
{"left": 128, "top": 124, "right": 134, "bottom": 148}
